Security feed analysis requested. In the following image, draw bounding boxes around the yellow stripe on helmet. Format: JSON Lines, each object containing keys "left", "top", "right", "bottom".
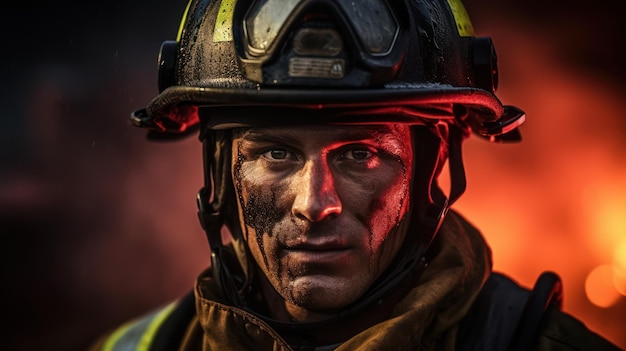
{"left": 446, "top": 0, "right": 475, "bottom": 37}
{"left": 213, "top": 0, "right": 236, "bottom": 42}
{"left": 176, "top": 0, "right": 194, "bottom": 42}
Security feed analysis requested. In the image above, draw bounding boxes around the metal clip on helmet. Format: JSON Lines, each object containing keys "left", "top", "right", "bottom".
{"left": 130, "top": 0, "right": 526, "bottom": 315}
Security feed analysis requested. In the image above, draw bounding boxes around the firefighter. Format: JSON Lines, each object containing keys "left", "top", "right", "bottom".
{"left": 90, "top": 0, "right": 621, "bottom": 350}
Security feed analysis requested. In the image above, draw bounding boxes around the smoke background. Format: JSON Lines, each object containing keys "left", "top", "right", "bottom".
{"left": 1, "top": 0, "right": 624, "bottom": 350}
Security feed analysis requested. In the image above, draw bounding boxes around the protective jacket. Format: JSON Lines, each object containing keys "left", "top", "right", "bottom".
{"left": 89, "top": 210, "right": 621, "bottom": 351}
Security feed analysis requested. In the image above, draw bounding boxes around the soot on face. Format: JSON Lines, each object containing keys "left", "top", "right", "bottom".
{"left": 234, "top": 141, "right": 286, "bottom": 269}
{"left": 245, "top": 190, "right": 284, "bottom": 267}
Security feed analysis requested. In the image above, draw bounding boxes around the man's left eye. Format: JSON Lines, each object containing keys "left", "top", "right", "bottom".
{"left": 342, "top": 149, "right": 373, "bottom": 161}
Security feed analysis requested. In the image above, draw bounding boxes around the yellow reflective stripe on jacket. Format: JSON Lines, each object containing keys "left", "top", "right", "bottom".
{"left": 102, "top": 301, "right": 177, "bottom": 351}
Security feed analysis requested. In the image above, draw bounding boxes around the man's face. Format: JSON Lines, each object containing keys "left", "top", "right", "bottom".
{"left": 232, "top": 124, "right": 413, "bottom": 314}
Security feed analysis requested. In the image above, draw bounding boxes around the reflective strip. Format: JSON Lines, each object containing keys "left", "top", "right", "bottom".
{"left": 213, "top": 0, "right": 235, "bottom": 42}
{"left": 177, "top": 0, "right": 194, "bottom": 42}
{"left": 446, "top": 0, "right": 475, "bottom": 37}
{"left": 102, "top": 301, "right": 177, "bottom": 351}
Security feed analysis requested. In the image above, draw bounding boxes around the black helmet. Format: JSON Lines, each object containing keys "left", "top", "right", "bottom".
{"left": 132, "top": 0, "right": 524, "bottom": 140}
{"left": 130, "top": 0, "right": 525, "bottom": 327}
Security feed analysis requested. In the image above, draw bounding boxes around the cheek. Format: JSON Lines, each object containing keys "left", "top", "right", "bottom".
{"left": 364, "top": 169, "right": 411, "bottom": 251}
{"left": 235, "top": 162, "right": 287, "bottom": 234}
{"left": 242, "top": 186, "right": 282, "bottom": 236}
{"left": 235, "top": 163, "right": 293, "bottom": 269}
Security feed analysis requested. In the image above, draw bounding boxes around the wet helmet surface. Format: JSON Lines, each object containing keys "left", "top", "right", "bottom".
{"left": 133, "top": 0, "right": 524, "bottom": 141}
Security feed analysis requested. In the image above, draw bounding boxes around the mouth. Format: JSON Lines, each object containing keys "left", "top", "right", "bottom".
{"left": 282, "top": 240, "right": 353, "bottom": 265}
{"left": 284, "top": 237, "right": 351, "bottom": 251}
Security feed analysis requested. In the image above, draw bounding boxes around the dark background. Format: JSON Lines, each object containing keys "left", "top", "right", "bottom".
{"left": 1, "top": 1, "right": 625, "bottom": 350}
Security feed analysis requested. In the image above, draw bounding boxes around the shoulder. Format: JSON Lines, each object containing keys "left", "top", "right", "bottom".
{"left": 88, "top": 291, "right": 196, "bottom": 351}
{"left": 536, "top": 308, "right": 622, "bottom": 351}
{"left": 88, "top": 301, "right": 179, "bottom": 351}
{"left": 458, "top": 271, "right": 621, "bottom": 351}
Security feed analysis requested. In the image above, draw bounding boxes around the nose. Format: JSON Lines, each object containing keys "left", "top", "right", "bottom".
{"left": 291, "top": 158, "right": 342, "bottom": 222}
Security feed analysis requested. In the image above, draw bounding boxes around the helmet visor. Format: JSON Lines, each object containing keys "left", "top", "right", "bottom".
{"left": 245, "top": 0, "right": 398, "bottom": 55}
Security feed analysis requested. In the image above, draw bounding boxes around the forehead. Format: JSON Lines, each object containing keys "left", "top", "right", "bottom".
{"left": 233, "top": 124, "right": 412, "bottom": 143}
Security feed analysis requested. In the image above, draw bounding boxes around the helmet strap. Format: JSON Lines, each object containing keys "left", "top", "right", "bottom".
{"left": 197, "top": 135, "right": 246, "bottom": 307}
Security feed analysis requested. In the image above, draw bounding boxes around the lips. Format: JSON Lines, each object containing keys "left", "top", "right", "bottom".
{"left": 282, "top": 234, "right": 353, "bottom": 250}
{"left": 287, "top": 240, "right": 348, "bottom": 251}
{"left": 281, "top": 239, "right": 353, "bottom": 268}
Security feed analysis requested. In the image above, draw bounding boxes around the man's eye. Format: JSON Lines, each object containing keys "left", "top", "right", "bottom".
{"left": 262, "top": 149, "right": 291, "bottom": 160}
{"left": 342, "top": 149, "right": 373, "bottom": 161}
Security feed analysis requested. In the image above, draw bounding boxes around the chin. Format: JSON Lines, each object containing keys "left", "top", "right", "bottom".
{"left": 287, "top": 275, "right": 364, "bottom": 310}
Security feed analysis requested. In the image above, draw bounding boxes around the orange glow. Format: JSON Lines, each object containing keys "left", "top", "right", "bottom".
{"left": 585, "top": 265, "right": 622, "bottom": 308}
{"left": 614, "top": 242, "right": 626, "bottom": 296}
{"left": 614, "top": 241, "right": 626, "bottom": 272}
{"left": 581, "top": 181, "right": 626, "bottom": 262}
{"left": 614, "top": 267, "right": 626, "bottom": 297}
{"left": 445, "top": 19, "right": 626, "bottom": 348}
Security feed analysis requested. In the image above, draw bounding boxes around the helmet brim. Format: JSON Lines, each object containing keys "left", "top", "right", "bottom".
{"left": 149, "top": 85, "right": 503, "bottom": 118}
{"left": 141, "top": 84, "right": 505, "bottom": 134}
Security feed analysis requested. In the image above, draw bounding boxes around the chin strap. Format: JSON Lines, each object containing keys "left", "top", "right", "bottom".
{"left": 197, "top": 134, "right": 246, "bottom": 308}
{"left": 197, "top": 185, "right": 248, "bottom": 308}
{"left": 411, "top": 121, "right": 468, "bottom": 255}
{"left": 441, "top": 121, "right": 468, "bottom": 222}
